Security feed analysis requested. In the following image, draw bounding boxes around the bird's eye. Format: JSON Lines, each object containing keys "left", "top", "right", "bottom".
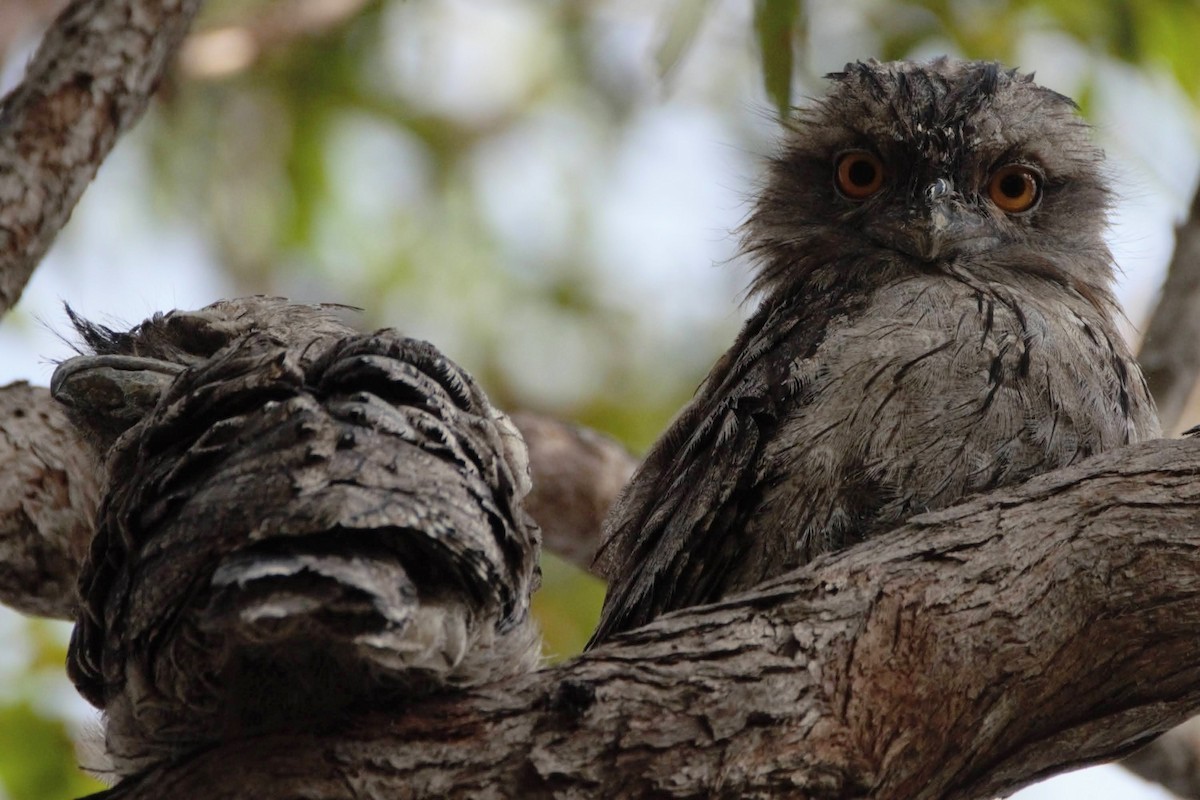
{"left": 835, "top": 152, "right": 885, "bottom": 200}
{"left": 987, "top": 165, "right": 1041, "bottom": 214}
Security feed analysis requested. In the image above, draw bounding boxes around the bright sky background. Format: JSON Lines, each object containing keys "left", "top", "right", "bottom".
{"left": 1, "top": 2, "right": 1197, "bottom": 797}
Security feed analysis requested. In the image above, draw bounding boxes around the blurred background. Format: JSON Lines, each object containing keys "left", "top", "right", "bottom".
{"left": 1, "top": 0, "right": 1197, "bottom": 797}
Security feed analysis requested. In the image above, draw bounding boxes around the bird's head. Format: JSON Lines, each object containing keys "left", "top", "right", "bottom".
{"left": 51, "top": 297, "right": 356, "bottom": 455}
{"left": 745, "top": 58, "right": 1115, "bottom": 306}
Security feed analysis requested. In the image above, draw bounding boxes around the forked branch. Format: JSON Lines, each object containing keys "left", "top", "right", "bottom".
{"left": 88, "top": 438, "right": 1200, "bottom": 800}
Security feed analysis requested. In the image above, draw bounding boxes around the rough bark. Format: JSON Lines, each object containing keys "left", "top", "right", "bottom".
{"left": 0, "top": 0, "right": 204, "bottom": 315}
{"left": 0, "top": 381, "right": 96, "bottom": 618}
{"left": 1138, "top": 183, "right": 1200, "bottom": 434}
{"left": 80, "top": 437, "right": 1200, "bottom": 800}
{"left": 1123, "top": 177, "right": 1200, "bottom": 799}
{"left": 0, "top": 402, "right": 629, "bottom": 619}
{"left": 54, "top": 306, "right": 545, "bottom": 777}
{"left": 511, "top": 411, "right": 637, "bottom": 574}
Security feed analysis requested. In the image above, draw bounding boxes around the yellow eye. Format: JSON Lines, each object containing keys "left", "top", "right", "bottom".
{"left": 988, "top": 164, "right": 1041, "bottom": 214}
{"left": 835, "top": 151, "right": 885, "bottom": 200}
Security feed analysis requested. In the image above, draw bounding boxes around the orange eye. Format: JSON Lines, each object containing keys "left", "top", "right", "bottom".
{"left": 835, "top": 151, "right": 885, "bottom": 200}
{"left": 987, "top": 164, "right": 1041, "bottom": 214}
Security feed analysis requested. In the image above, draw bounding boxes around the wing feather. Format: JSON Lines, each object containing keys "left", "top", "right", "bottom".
{"left": 587, "top": 294, "right": 833, "bottom": 645}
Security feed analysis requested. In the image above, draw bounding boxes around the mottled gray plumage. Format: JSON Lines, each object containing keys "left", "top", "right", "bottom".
{"left": 54, "top": 298, "right": 541, "bottom": 775}
{"left": 590, "top": 59, "right": 1160, "bottom": 645}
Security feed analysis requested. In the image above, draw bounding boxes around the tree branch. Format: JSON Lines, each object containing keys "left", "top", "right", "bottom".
{"left": 1120, "top": 150, "right": 1200, "bottom": 800}
{"left": 0, "top": 0, "right": 204, "bottom": 316}
{"left": 0, "top": 399, "right": 630, "bottom": 617}
{"left": 511, "top": 411, "right": 636, "bottom": 574}
{"left": 85, "top": 437, "right": 1200, "bottom": 799}
{"left": 0, "top": 381, "right": 96, "bottom": 618}
{"left": 1138, "top": 182, "right": 1200, "bottom": 434}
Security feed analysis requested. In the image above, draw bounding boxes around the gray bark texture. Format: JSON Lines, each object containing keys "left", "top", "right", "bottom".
{"left": 0, "top": 397, "right": 628, "bottom": 624}
{"left": 0, "top": 381, "right": 96, "bottom": 617}
{"left": 1122, "top": 176, "right": 1200, "bottom": 795}
{"left": 1139, "top": 187, "right": 1200, "bottom": 434}
{"left": 0, "top": 0, "right": 206, "bottom": 616}
{"left": 511, "top": 411, "right": 636, "bottom": 574}
{"left": 51, "top": 300, "right": 545, "bottom": 778}
{"left": 0, "top": 0, "right": 203, "bottom": 314}
{"left": 78, "top": 436, "right": 1200, "bottom": 800}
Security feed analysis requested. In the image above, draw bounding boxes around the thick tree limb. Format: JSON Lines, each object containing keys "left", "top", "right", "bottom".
{"left": 511, "top": 411, "right": 637, "bottom": 574}
{"left": 0, "top": 399, "right": 630, "bottom": 617}
{"left": 0, "top": 381, "right": 96, "bottom": 618}
{"left": 1122, "top": 171, "right": 1200, "bottom": 799}
{"left": 1138, "top": 183, "right": 1200, "bottom": 434}
{"left": 82, "top": 437, "right": 1200, "bottom": 800}
{"left": 52, "top": 307, "right": 545, "bottom": 776}
{"left": 0, "top": 0, "right": 204, "bottom": 316}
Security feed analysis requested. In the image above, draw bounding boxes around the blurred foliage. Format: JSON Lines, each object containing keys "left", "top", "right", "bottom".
{"left": 533, "top": 555, "right": 607, "bottom": 661}
{"left": 753, "top": 0, "right": 804, "bottom": 115}
{"left": 743, "top": 0, "right": 1200, "bottom": 112}
{"left": 0, "top": 703, "right": 101, "bottom": 800}
{"left": 4, "top": 0, "right": 1200, "bottom": 797}
{"left": 0, "top": 616, "right": 104, "bottom": 800}
{"left": 151, "top": 0, "right": 744, "bottom": 458}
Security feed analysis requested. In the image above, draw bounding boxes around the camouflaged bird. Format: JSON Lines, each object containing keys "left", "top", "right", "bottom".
{"left": 53, "top": 298, "right": 541, "bottom": 775}
{"left": 589, "top": 58, "right": 1160, "bottom": 645}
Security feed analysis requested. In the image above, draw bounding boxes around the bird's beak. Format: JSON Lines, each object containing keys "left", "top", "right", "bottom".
{"left": 868, "top": 179, "right": 998, "bottom": 263}
{"left": 51, "top": 355, "right": 184, "bottom": 445}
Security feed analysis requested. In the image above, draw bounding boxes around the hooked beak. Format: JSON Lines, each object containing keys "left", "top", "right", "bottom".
{"left": 51, "top": 354, "right": 184, "bottom": 446}
{"left": 867, "top": 178, "right": 998, "bottom": 263}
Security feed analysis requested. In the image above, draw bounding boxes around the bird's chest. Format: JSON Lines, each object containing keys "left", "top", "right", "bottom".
{"left": 753, "top": 277, "right": 1146, "bottom": 557}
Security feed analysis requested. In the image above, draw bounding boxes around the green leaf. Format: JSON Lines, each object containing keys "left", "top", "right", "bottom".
{"left": 0, "top": 703, "right": 104, "bottom": 800}
{"left": 1133, "top": 0, "right": 1200, "bottom": 99}
{"left": 656, "top": 0, "right": 715, "bottom": 81}
{"left": 754, "top": 0, "right": 803, "bottom": 117}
